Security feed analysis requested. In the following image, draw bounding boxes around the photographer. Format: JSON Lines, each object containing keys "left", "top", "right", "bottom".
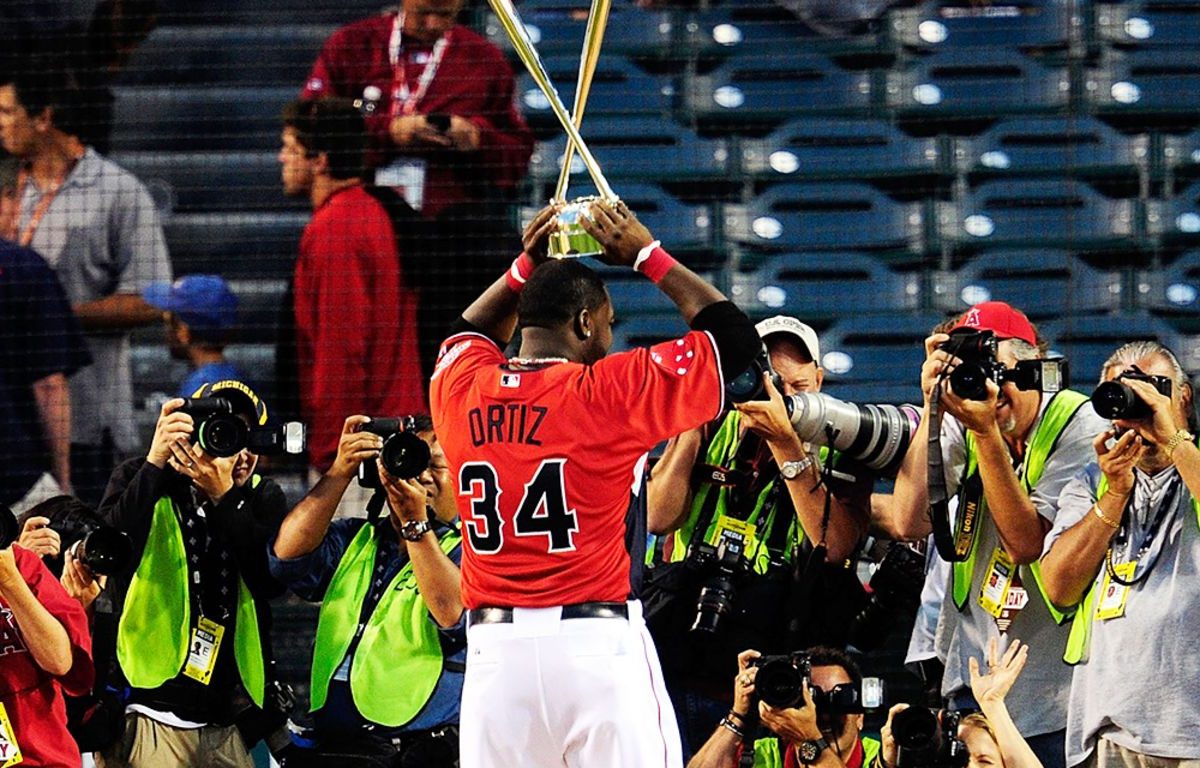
{"left": 1040, "top": 341, "right": 1200, "bottom": 768}
{"left": 890, "top": 302, "right": 1106, "bottom": 768}
{"left": 95, "top": 382, "right": 288, "bottom": 768}
{"left": 689, "top": 647, "right": 880, "bottom": 768}
{"left": 269, "top": 414, "right": 463, "bottom": 766}
{"left": 646, "top": 315, "right": 873, "bottom": 758}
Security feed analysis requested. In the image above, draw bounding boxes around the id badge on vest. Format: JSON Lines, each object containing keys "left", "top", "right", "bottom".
{"left": 979, "top": 547, "right": 1028, "bottom": 629}
{"left": 713, "top": 514, "right": 758, "bottom": 555}
{"left": 0, "top": 702, "right": 23, "bottom": 766}
{"left": 183, "top": 616, "right": 226, "bottom": 685}
{"left": 1095, "top": 561, "right": 1135, "bottom": 621}
{"left": 375, "top": 158, "right": 426, "bottom": 211}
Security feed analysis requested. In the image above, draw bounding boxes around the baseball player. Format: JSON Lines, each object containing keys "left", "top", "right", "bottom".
{"left": 430, "top": 200, "right": 760, "bottom": 767}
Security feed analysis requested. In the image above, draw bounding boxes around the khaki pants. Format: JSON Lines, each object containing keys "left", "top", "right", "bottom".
{"left": 96, "top": 713, "right": 252, "bottom": 768}
{"left": 1087, "top": 737, "right": 1200, "bottom": 768}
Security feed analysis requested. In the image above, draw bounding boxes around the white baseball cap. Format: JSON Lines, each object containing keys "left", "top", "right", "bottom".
{"left": 755, "top": 315, "right": 821, "bottom": 365}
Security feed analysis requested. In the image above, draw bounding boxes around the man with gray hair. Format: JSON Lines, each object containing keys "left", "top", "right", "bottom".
{"left": 1041, "top": 341, "right": 1200, "bottom": 768}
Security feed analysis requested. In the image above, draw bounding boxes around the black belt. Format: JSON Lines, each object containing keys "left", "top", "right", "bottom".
{"left": 468, "top": 601, "right": 628, "bottom": 625}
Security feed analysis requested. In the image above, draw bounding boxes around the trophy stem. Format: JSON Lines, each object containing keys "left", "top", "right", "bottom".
{"left": 554, "top": 0, "right": 611, "bottom": 202}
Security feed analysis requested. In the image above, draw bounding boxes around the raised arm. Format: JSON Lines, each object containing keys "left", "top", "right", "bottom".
{"left": 647, "top": 428, "right": 704, "bottom": 535}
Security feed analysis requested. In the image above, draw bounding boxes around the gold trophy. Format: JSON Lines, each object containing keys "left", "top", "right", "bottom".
{"left": 488, "top": 0, "right": 617, "bottom": 258}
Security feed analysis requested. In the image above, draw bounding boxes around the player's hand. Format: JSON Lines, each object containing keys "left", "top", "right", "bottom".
{"left": 759, "top": 679, "right": 823, "bottom": 743}
{"left": 169, "top": 441, "right": 236, "bottom": 504}
{"left": 733, "top": 649, "right": 761, "bottom": 716}
{"left": 879, "top": 703, "right": 910, "bottom": 768}
{"left": 522, "top": 203, "right": 562, "bottom": 265}
{"left": 579, "top": 199, "right": 654, "bottom": 268}
{"left": 61, "top": 545, "right": 105, "bottom": 610}
{"left": 147, "top": 398, "right": 193, "bottom": 469}
{"left": 446, "top": 115, "right": 482, "bottom": 152}
{"left": 1116, "top": 377, "right": 1181, "bottom": 447}
{"left": 329, "top": 416, "right": 383, "bottom": 480}
{"left": 380, "top": 461, "right": 429, "bottom": 525}
{"left": 18, "top": 517, "right": 61, "bottom": 559}
{"left": 1094, "top": 428, "right": 1143, "bottom": 498}
{"left": 735, "top": 374, "right": 802, "bottom": 452}
{"left": 389, "top": 114, "right": 452, "bottom": 147}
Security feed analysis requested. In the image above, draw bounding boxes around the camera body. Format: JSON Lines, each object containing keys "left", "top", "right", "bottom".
{"left": 357, "top": 417, "right": 432, "bottom": 489}
{"left": 180, "top": 397, "right": 305, "bottom": 458}
{"left": 939, "top": 329, "right": 1065, "bottom": 401}
{"left": 1091, "top": 369, "right": 1173, "bottom": 420}
{"left": 685, "top": 537, "right": 751, "bottom": 635}
{"left": 893, "top": 708, "right": 968, "bottom": 768}
{"left": 750, "top": 652, "right": 812, "bottom": 709}
{"left": 726, "top": 345, "right": 785, "bottom": 403}
{"left": 847, "top": 541, "right": 926, "bottom": 652}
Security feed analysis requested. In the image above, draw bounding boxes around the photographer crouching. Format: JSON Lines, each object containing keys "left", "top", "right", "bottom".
{"left": 269, "top": 414, "right": 463, "bottom": 767}
{"left": 95, "top": 381, "right": 295, "bottom": 768}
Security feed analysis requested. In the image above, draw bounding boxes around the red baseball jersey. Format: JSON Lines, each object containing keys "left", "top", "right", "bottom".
{"left": 431, "top": 330, "right": 725, "bottom": 608}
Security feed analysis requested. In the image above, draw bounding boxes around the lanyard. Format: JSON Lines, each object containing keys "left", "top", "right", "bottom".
{"left": 387, "top": 13, "right": 451, "bottom": 117}
{"left": 16, "top": 156, "right": 79, "bottom": 248}
{"left": 1105, "top": 473, "right": 1182, "bottom": 586}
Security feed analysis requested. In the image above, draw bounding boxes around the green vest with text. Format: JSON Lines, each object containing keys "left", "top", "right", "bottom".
{"left": 953, "top": 389, "right": 1089, "bottom": 622}
{"left": 309, "top": 521, "right": 462, "bottom": 727}
{"left": 753, "top": 735, "right": 880, "bottom": 768}
{"left": 116, "top": 490, "right": 266, "bottom": 706}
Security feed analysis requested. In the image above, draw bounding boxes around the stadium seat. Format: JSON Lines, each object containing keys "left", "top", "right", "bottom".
{"left": 954, "top": 117, "right": 1148, "bottom": 184}
{"left": 820, "top": 313, "right": 947, "bottom": 384}
{"left": 890, "top": 0, "right": 1074, "bottom": 52}
{"left": 515, "top": 55, "right": 675, "bottom": 133}
{"left": 117, "top": 25, "right": 330, "bottom": 86}
{"left": 610, "top": 313, "right": 690, "bottom": 353}
{"left": 730, "top": 252, "right": 921, "bottom": 321}
{"left": 681, "top": 9, "right": 886, "bottom": 63}
{"left": 1087, "top": 50, "right": 1200, "bottom": 124}
{"left": 740, "top": 118, "right": 948, "bottom": 184}
{"left": 1159, "top": 127, "right": 1200, "bottom": 190}
{"left": 723, "top": 183, "right": 925, "bottom": 254}
{"left": 155, "top": 0, "right": 392, "bottom": 24}
{"left": 110, "top": 86, "right": 296, "bottom": 152}
{"left": 1092, "top": 0, "right": 1200, "bottom": 48}
{"left": 939, "top": 180, "right": 1142, "bottom": 250}
{"left": 591, "top": 263, "right": 715, "bottom": 318}
{"left": 110, "top": 151, "right": 300, "bottom": 213}
{"left": 527, "top": 116, "right": 734, "bottom": 187}
{"left": 164, "top": 212, "right": 306, "bottom": 280}
{"left": 886, "top": 49, "right": 1070, "bottom": 120}
{"left": 681, "top": 54, "right": 874, "bottom": 130}
{"left": 1134, "top": 250, "right": 1200, "bottom": 317}
{"left": 483, "top": 0, "right": 675, "bottom": 61}
{"left": 1041, "top": 313, "right": 1186, "bottom": 382}
{"left": 929, "top": 249, "right": 1124, "bottom": 319}
{"left": 1148, "top": 181, "right": 1200, "bottom": 246}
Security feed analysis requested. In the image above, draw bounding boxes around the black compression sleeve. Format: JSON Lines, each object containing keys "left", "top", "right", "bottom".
{"left": 689, "top": 301, "right": 759, "bottom": 380}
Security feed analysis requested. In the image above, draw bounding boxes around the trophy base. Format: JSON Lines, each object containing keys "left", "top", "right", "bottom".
{"left": 548, "top": 197, "right": 612, "bottom": 259}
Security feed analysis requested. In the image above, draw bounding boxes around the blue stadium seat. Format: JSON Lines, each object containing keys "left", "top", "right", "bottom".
{"left": 681, "top": 54, "right": 874, "bottom": 130}
{"left": 887, "top": 49, "right": 1070, "bottom": 119}
{"left": 117, "top": 25, "right": 330, "bottom": 86}
{"left": 156, "top": 0, "right": 392, "bottom": 24}
{"left": 110, "top": 86, "right": 295, "bottom": 152}
{"left": 681, "top": 9, "right": 885, "bottom": 62}
{"left": 1087, "top": 50, "right": 1200, "bottom": 120}
{"left": 110, "top": 151, "right": 301, "bottom": 213}
{"left": 940, "top": 180, "right": 1142, "bottom": 250}
{"left": 955, "top": 117, "right": 1147, "bottom": 183}
{"left": 929, "top": 250, "right": 1124, "bottom": 319}
{"left": 890, "top": 0, "right": 1074, "bottom": 52}
{"left": 515, "top": 56, "right": 675, "bottom": 131}
{"left": 820, "top": 313, "right": 946, "bottom": 384}
{"left": 527, "top": 116, "right": 734, "bottom": 186}
{"left": 1134, "top": 250, "right": 1200, "bottom": 314}
{"left": 730, "top": 252, "right": 921, "bottom": 321}
{"left": 1093, "top": 0, "right": 1200, "bottom": 48}
{"left": 723, "top": 183, "right": 925, "bottom": 254}
{"left": 1159, "top": 127, "right": 1200, "bottom": 189}
{"left": 1041, "top": 313, "right": 1185, "bottom": 383}
{"left": 610, "top": 313, "right": 690, "bottom": 353}
{"left": 483, "top": 1, "right": 675, "bottom": 61}
{"left": 740, "top": 118, "right": 948, "bottom": 183}
{"left": 590, "top": 263, "right": 714, "bottom": 318}
{"left": 164, "top": 212, "right": 306, "bottom": 280}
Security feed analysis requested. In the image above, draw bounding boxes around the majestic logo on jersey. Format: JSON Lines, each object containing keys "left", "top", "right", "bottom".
{"left": 0, "top": 607, "right": 28, "bottom": 657}
{"left": 648, "top": 336, "right": 701, "bottom": 377}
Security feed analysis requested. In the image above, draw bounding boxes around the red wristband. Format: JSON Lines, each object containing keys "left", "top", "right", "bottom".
{"left": 505, "top": 252, "right": 536, "bottom": 293}
{"left": 633, "top": 240, "right": 676, "bottom": 283}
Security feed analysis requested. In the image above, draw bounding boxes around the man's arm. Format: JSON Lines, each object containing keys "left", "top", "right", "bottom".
{"left": 32, "top": 372, "right": 71, "bottom": 492}
{"left": 0, "top": 548, "right": 73, "bottom": 676}
{"left": 646, "top": 429, "right": 704, "bottom": 535}
{"left": 73, "top": 293, "right": 160, "bottom": 331}
{"left": 1040, "top": 465, "right": 1119, "bottom": 611}
{"left": 966, "top": 409, "right": 1048, "bottom": 565}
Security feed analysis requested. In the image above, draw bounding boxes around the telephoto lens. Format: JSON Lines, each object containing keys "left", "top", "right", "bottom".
{"left": 74, "top": 528, "right": 133, "bottom": 576}
{"left": 784, "top": 392, "right": 920, "bottom": 474}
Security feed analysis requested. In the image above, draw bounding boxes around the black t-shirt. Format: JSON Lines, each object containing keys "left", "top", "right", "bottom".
{"left": 0, "top": 241, "right": 91, "bottom": 502}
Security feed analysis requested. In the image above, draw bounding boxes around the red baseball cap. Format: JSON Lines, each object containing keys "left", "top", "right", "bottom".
{"left": 952, "top": 301, "right": 1037, "bottom": 347}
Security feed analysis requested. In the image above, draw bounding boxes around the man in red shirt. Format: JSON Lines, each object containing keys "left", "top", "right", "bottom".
{"left": 280, "top": 98, "right": 425, "bottom": 516}
{"left": 301, "top": 0, "right": 535, "bottom": 377}
{"left": 0, "top": 534, "right": 93, "bottom": 766}
{"left": 430, "top": 201, "right": 760, "bottom": 767}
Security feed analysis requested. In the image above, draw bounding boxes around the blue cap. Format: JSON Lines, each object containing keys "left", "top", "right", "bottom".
{"left": 144, "top": 275, "right": 238, "bottom": 331}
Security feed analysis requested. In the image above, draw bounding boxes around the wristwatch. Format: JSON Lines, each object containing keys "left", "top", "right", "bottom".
{"left": 797, "top": 737, "right": 829, "bottom": 765}
{"left": 779, "top": 457, "right": 814, "bottom": 480}
{"left": 399, "top": 519, "right": 432, "bottom": 542}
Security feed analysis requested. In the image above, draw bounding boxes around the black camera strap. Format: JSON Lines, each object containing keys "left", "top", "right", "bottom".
{"left": 928, "top": 369, "right": 966, "bottom": 562}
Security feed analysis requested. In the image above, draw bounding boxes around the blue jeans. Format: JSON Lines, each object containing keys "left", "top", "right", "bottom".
{"left": 668, "top": 684, "right": 731, "bottom": 764}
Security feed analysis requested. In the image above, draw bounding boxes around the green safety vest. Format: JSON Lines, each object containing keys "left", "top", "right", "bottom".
{"left": 309, "top": 520, "right": 462, "bottom": 727}
{"left": 116, "top": 490, "right": 266, "bottom": 707}
{"left": 654, "top": 411, "right": 806, "bottom": 574}
{"left": 1063, "top": 472, "right": 1200, "bottom": 664}
{"left": 753, "top": 735, "right": 880, "bottom": 768}
{"left": 953, "top": 389, "right": 1089, "bottom": 623}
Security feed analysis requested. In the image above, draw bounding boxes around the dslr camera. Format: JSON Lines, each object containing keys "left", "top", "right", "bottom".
{"left": 892, "top": 708, "right": 968, "bottom": 768}
{"left": 686, "top": 537, "right": 751, "bottom": 635}
{"left": 847, "top": 541, "right": 926, "bottom": 652}
{"left": 358, "top": 416, "right": 432, "bottom": 489}
{"left": 938, "top": 329, "right": 1066, "bottom": 401}
{"left": 1091, "top": 367, "right": 1173, "bottom": 420}
{"left": 180, "top": 397, "right": 305, "bottom": 458}
{"left": 750, "top": 652, "right": 812, "bottom": 709}
{"left": 726, "top": 345, "right": 784, "bottom": 403}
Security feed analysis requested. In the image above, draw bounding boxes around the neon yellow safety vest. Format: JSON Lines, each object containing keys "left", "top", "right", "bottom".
{"left": 752, "top": 735, "right": 880, "bottom": 768}
{"left": 953, "top": 389, "right": 1089, "bottom": 622}
{"left": 1063, "top": 473, "right": 1200, "bottom": 664}
{"left": 116, "top": 490, "right": 266, "bottom": 706}
{"left": 309, "top": 520, "right": 463, "bottom": 727}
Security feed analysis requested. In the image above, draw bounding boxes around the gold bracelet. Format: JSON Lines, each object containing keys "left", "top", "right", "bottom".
{"left": 1165, "top": 430, "right": 1195, "bottom": 459}
{"left": 1093, "top": 503, "right": 1120, "bottom": 530}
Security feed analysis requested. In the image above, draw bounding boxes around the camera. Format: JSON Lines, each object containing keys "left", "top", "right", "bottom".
{"left": 358, "top": 416, "right": 432, "bottom": 488}
{"left": 180, "top": 397, "right": 305, "bottom": 458}
{"left": 726, "top": 345, "right": 784, "bottom": 403}
{"left": 784, "top": 392, "right": 920, "bottom": 474}
{"left": 686, "top": 537, "right": 750, "bottom": 635}
{"left": 847, "top": 541, "right": 926, "bottom": 652}
{"left": 751, "top": 652, "right": 812, "bottom": 709}
{"left": 893, "top": 708, "right": 968, "bottom": 768}
{"left": 938, "top": 329, "right": 1066, "bottom": 401}
{"left": 1091, "top": 368, "right": 1173, "bottom": 420}
{"left": 68, "top": 527, "right": 133, "bottom": 576}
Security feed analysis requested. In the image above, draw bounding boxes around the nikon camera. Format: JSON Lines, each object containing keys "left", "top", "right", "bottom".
{"left": 938, "top": 329, "right": 1066, "bottom": 401}
{"left": 180, "top": 397, "right": 305, "bottom": 458}
{"left": 357, "top": 417, "right": 432, "bottom": 489}
{"left": 1091, "top": 368, "right": 1173, "bottom": 420}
